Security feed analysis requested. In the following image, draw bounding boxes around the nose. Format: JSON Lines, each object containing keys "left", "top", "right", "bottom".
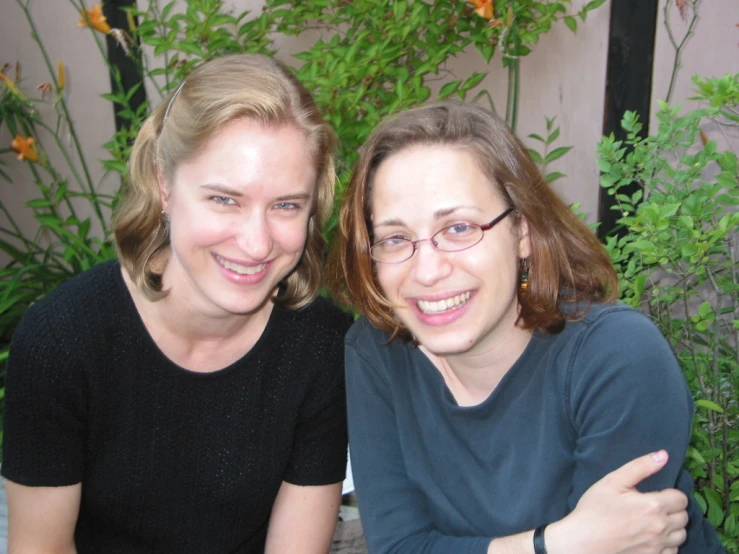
{"left": 235, "top": 212, "right": 273, "bottom": 261}
{"left": 411, "top": 240, "right": 452, "bottom": 287}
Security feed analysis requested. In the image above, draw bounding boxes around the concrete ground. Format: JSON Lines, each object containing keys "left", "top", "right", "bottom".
{"left": 0, "top": 479, "right": 6, "bottom": 553}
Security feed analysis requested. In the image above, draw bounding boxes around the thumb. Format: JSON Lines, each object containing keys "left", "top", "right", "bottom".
{"left": 603, "top": 450, "right": 669, "bottom": 491}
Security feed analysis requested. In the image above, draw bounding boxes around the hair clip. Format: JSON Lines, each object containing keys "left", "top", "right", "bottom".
{"left": 163, "top": 81, "right": 186, "bottom": 126}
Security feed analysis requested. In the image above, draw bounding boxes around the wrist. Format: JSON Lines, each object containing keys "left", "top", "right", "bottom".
{"left": 540, "top": 518, "right": 580, "bottom": 554}
{"left": 533, "top": 524, "right": 548, "bottom": 554}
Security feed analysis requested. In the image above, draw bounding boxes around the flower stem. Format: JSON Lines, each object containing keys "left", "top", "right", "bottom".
{"left": 17, "top": 0, "right": 107, "bottom": 231}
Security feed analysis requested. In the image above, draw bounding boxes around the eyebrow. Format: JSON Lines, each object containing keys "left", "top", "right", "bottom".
{"left": 201, "top": 184, "right": 243, "bottom": 197}
{"left": 373, "top": 205, "right": 481, "bottom": 228}
{"left": 200, "top": 185, "right": 312, "bottom": 202}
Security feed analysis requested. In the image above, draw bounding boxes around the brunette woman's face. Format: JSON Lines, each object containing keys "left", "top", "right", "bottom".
{"left": 160, "top": 118, "right": 316, "bottom": 319}
{"left": 371, "top": 145, "right": 530, "bottom": 359}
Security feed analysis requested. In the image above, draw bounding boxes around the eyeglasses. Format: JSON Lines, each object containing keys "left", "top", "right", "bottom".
{"left": 370, "top": 208, "right": 514, "bottom": 264}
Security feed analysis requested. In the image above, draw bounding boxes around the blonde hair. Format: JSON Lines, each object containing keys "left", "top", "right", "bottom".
{"left": 327, "top": 101, "right": 617, "bottom": 339}
{"left": 113, "top": 54, "right": 336, "bottom": 308}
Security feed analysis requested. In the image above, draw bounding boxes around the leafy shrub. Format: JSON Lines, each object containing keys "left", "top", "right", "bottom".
{"left": 598, "top": 73, "right": 739, "bottom": 552}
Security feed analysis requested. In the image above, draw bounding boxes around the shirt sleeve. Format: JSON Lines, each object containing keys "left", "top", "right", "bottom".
{"left": 282, "top": 311, "right": 351, "bottom": 486}
{"left": 566, "top": 307, "right": 694, "bottom": 504}
{"left": 346, "top": 322, "right": 491, "bottom": 554}
{"left": 2, "top": 301, "right": 88, "bottom": 486}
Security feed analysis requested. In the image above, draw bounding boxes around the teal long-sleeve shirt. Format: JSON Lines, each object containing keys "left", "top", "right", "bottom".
{"left": 345, "top": 303, "right": 725, "bottom": 554}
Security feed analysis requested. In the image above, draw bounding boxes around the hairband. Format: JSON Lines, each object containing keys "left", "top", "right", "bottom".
{"left": 163, "top": 81, "right": 186, "bottom": 125}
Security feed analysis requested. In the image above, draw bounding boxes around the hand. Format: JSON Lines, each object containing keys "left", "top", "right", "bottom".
{"left": 545, "top": 451, "right": 689, "bottom": 554}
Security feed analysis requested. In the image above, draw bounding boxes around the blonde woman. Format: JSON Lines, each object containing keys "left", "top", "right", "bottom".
{"left": 3, "top": 54, "right": 351, "bottom": 553}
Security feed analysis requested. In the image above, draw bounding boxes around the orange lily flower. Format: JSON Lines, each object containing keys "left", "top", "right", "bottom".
{"left": 11, "top": 135, "right": 39, "bottom": 163}
{"left": 468, "top": 0, "right": 493, "bottom": 20}
{"left": 36, "top": 82, "right": 53, "bottom": 100}
{"left": 78, "top": 3, "right": 112, "bottom": 34}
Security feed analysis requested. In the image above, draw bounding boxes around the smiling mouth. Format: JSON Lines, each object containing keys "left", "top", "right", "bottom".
{"left": 215, "top": 254, "right": 267, "bottom": 275}
{"left": 417, "top": 291, "right": 472, "bottom": 314}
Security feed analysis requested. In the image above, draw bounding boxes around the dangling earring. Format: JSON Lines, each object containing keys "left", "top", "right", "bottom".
{"left": 519, "top": 258, "right": 529, "bottom": 295}
{"left": 158, "top": 209, "right": 170, "bottom": 235}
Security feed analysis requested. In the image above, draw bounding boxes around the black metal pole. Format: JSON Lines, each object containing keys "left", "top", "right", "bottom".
{"left": 598, "top": 0, "right": 660, "bottom": 237}
{"left": 102, "top": 0, "right": 147, "bottom": 133}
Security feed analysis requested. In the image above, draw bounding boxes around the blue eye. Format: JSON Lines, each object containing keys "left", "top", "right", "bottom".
{"left": 447, "top": 223, "right": 474, "bottom": 235}
{"left": 378, "top": 236, "right": 410, "bottom": 251}
{"left": 211, "top": 196, "right": 235, "bottom": 206}
{"left": 275, "top": 202, "right": 300, "bottom": 211}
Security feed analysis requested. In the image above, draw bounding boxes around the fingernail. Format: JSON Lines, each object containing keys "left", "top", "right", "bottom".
{"left": 652, "top": 450, "right": 668, "bottom": 463}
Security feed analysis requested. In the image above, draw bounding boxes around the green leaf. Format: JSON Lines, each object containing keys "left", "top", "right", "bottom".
{"left": 25, "top": 199, "right": 53, "bottom": 209}
{"left": 544, "top": 146, "right": 573, "bottom": 164}
{"left": 583, "top": 0, "right": 608, "bottom": 12}
{"left": 461, "top": 72, "right": 487, "bottom": 92}
{"left": 528, "top": 149, "right": 544, "bottom": 164}
{"left": 695, "top": 399, "right": 724, "bottom": 414}
{"left": 564, "top": 16, "right": 577, "bottom": 33}
{"left": 438, "top": 80, "right": 461, "bottom": 100}
{"left": 544, "top": 171, "right": 565, "bottom": 183}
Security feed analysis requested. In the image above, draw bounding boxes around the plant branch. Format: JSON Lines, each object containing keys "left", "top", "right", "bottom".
{"left": 663, "top": 0, "right": 700, "bottom": 103}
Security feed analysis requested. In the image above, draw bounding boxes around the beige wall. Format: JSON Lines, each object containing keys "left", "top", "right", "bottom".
{"left": 0, "top": 0, "right": 736, "bottom": 253}
{"left": 651, "top": 0, "right": 739, "bottom": 151}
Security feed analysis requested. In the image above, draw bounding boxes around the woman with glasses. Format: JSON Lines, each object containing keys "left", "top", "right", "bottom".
{"left": 328, "top": 101, "right": 724, "bottom": 553}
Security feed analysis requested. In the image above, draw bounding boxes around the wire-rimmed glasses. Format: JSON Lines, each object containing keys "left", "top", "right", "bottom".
{"left": 370, "top": 208, "right": 514, "bottom": 264}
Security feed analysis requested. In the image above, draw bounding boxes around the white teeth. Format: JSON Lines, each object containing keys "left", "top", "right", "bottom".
{"left": 417, "top": 292, "right": 471, "bottom": 314}
{"left": 215, "top": 255, "right": 266, "bottom": 275}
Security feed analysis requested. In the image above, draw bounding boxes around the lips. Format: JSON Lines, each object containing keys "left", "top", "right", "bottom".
{"left": 214, "top": 254, "right": 266, "bottom": 275}
{"left": 416, "top": 291, "right": 472, "bottom": 314}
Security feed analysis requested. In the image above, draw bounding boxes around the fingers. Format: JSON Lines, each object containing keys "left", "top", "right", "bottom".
{"left": 651, "top": 488, "right": 689, "bottom": 514}
{"left": 601, "top": 450, "right": 670, "bottom": 491}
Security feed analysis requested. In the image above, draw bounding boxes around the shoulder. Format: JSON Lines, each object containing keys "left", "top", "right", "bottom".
{"left": 13, "top": 260, "right": 121, "bottom": 346}
{"left": 345, "top": 317, "right": 397, "bottom": 356}
{"left": 344, "top": 317, "right": 414, "bottom": 382}
{"left": 280, "top": 295, "right": 354, "bottom": 339}
{"left": 564, "top": 302, "right": 671, "bottom": 358}
{"left": 560, "top": 303, "right": 688, "bottom": 415}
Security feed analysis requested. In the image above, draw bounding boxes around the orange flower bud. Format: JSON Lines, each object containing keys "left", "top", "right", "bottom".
{"left": 11, "top": 135, "right": 39, "bottom": 163}
{"left": 57, "top": 60, "right": 66, "bottom": 92}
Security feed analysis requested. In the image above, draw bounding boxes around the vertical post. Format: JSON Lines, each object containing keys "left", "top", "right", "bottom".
{"left": 598, "top": 0, "right": 660, "bottom": 237}
{"left": 102, "top": 0, "right": 146, "bottom": 133}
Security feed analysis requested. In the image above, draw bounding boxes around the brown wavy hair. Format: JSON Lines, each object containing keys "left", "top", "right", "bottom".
{"left": 113, "top": 54, "right": 336, "bottom": 309}
{"left": 326, "top": 101, "right": 617, "bottom": 339}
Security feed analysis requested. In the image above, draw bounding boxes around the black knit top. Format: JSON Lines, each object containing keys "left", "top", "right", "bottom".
{"left": 2, "top": 260, "right": 352, "bottom": 553}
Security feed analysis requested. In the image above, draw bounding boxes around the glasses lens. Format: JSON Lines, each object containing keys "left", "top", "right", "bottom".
{"left": 433, "top": 223, "right": 484, "bottom": 252}
{"left": 371, "top": 238, "right": 413, "bottom": 263}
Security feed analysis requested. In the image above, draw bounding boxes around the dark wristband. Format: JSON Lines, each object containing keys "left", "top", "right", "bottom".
{"left": 533, "top": 524, "right": 548, "bottom": 554}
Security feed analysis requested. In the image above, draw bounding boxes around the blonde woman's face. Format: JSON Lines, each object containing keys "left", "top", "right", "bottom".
{"left": 160, "top": 118, "right": 316, "bottom": 318}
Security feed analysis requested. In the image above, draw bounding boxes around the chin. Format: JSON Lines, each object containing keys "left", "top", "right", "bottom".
{"left": 410, "top": 328, "right": 478, "bottom": 357}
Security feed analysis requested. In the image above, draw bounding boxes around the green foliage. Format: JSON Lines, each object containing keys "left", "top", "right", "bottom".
{"left": 598, "top": 73, "right": 739, "bottom": 552}
{"left": 263, "top": 0, "right": 599, "bottom": 232}
{"left": 527, "top": 116, "right": 571, "bottom": 184}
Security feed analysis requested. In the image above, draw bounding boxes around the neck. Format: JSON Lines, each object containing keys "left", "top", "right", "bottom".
{"left": 424, "top": 324, "right": 533, "bottom": 407}
{"left": 122, "top": 266, "right": 274, "bottom": 372}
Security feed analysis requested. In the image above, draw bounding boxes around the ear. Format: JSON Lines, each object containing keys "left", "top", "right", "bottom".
{"left": 517, "top": 217, "right": 531, "bottom": 259}
{"left": 158, "top": 172, "right": 170, "bottom": 212}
